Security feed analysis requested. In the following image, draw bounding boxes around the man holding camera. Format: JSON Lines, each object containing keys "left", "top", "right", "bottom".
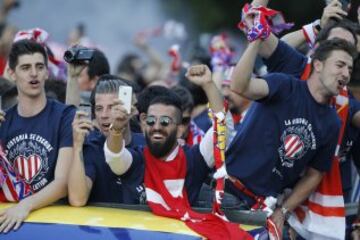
{"left": 65, "top": 47, "right": 110, "bottom": 106}
{"left": 0, "top": 39, "right": 75, "bottom": 233}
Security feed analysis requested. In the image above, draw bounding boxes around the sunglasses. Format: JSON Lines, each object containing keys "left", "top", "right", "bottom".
{"left": 145, "top": 115, "right": 176, "bottom": 127}
{"left": 181, "top": 116, "right": 191, "bottom": 125}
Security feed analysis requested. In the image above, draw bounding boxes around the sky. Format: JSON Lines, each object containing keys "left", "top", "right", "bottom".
{"left": 7, "top": 0, "right": 176, "bottom": 70}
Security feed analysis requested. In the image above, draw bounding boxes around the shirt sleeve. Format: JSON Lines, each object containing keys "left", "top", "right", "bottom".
{"left": 349, "top": 98, "right": 360, "bottom": 121}
{"left": 259, "top": 73, "right": 296, "bottom": 103}
{"left": 104, "top": 140, "right": 133, "bottom": 175}
{"left": 83, "top": 143, "right": 97, "bottom": 182}
{"left": 263, "top": 40, "right": 308, "bottom": 78}
{"left": 185, "top": 145, "right": 211, "bottom": 204}
{"left": 59, "top": 106, "right": 76, "bottom": 148}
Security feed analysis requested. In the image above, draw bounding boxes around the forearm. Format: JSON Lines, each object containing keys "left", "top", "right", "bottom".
{"left": 65, "top": 73, "right": 81, "bottom": 106}
{"left": 68, "top": 148, "right": 91, "bottom": 206}
{"left": 212, "top": 70, "right": 223, "bottom": 90}
{"left": 281, "top": 29, "right": 306, "bottom": 49}
{"left": 107, "top": 131, "right": 124, "bottom": 154}
{"left": 282, "top": 168, "right": 323, "bottom": 211}
{"left": 19, "top": 176, "right": 68, "bottom": 212}
{"left": 0, "top": 4, "right": 11, "bottom": 24}
{"left": 141, "top": 45, "right": 164, "bottom": 83}
{"left": 258, "top": 34, "right": 279, "bottom": 59}
{"left": 231, "top": 40, "right": 261, "bottom": 94}
{"left": 202, "top": 81, "right": 224, "bottom": 113}
{"left": 142, "top": 45, "right": 164, "bottom": 68}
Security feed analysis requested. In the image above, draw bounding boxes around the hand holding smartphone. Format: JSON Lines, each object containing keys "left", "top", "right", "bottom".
{"left": 78, "top": 103, "right": 92, "bottom": 119}
{"left": 118, "top": 86, "right": 132, "bottom": 114}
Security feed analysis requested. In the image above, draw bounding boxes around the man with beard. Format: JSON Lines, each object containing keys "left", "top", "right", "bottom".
{"left": 102, "top": 65, "right": 255, "bottom": 239}
{"left": 104, "top": 64, "right": 224, "bottom": 206}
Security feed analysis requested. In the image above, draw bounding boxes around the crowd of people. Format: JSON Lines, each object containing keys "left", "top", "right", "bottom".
{"left": 0, "top": 0, "right": 360, "bottom": 239}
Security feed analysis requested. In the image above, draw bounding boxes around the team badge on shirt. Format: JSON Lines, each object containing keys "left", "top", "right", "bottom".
{"left": 279, "top": 118, "right": 316, "bottom": 168}
{"left": 284, "top": 134, "right": 304, "bottom": 159}
{"left": 14, "top": 154, "right": 42, "bottom": 182}
{"left": 6, "top": 133, "right": 53, "bottom": 191}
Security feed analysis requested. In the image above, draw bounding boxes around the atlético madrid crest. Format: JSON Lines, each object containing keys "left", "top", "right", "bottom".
{"left": 8, "top": 140, "right": 49, "bottom": 185}
{"left": 278, "top": 125, "right": 313, "bottom": 168}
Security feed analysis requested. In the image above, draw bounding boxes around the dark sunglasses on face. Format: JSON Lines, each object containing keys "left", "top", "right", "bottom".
{"left": 181, "top": 116, "right": 191, "bottom": 125}
{"left": 145, "top": 115, "right": 176, "bottom": 127}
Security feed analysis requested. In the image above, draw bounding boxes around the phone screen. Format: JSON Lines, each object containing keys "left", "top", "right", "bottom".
{"left": 78, "top": 103, "right": 92, "bottom": 119}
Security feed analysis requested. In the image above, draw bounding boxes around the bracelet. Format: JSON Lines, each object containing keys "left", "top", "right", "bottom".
{"left": 280, "top": 206, "right": 291, "bottom": 221}
{"left": 109, "top": 124, "right": 125, "bottom": 135}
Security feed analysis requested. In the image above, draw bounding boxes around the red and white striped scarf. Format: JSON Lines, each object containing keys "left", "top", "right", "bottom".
{"left": 13, "top": 28, "right": 67, "bottom": 81}
{"left": 143, "top": 146, "right": 253, "bottom": 240}
{"left": 289, "top": 63, "right": 349, "bottom": 240}
{"left": 0, "top": 143, "right": 33, "bottom": 202}
{"left": 185, "top": 121, "right": 204, "bottom": 147}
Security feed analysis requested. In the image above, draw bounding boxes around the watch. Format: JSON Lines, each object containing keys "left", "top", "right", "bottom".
{"left": 280, "top": 206, "right": 291, "bottom": 221}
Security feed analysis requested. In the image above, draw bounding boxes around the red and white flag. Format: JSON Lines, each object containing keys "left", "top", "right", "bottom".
{"left": 143, "top": 146, "right": 253, "bottom": 240}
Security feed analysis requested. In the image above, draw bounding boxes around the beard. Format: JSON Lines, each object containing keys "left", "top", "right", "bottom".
{"left": 145, "top": 129, "right": 178, "bottom": 158}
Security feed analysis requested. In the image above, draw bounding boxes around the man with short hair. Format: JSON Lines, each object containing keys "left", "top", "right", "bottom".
{"left": 228, "top": 36, "right": 357, "bottom": 234}
{"left": 0, "top": 39, "right": 75, "bottom": 232}
{"left": 68, "top": 75, "right": 145, "bottom": 206}
{"left": 104, "top": 66, "right": 222, "bottom": 205}
{"left": 103, "top": 65, "right": 252, "bottom": 239}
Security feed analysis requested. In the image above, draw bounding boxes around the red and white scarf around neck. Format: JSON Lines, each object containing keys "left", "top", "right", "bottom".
{"left": 143, "top": 146, "right": 253, "bottom": 240}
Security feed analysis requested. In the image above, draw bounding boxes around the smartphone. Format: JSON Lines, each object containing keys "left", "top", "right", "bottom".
{"left": 118, "top": 86, "right": 132, "bottom": 114}
{"left": 78, "top": 103, "right": 92, "bottom": 119}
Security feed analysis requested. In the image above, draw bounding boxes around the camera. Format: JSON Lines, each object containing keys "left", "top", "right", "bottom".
{"left": 63, "top": 46, "right": 95, "bottom": 64}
